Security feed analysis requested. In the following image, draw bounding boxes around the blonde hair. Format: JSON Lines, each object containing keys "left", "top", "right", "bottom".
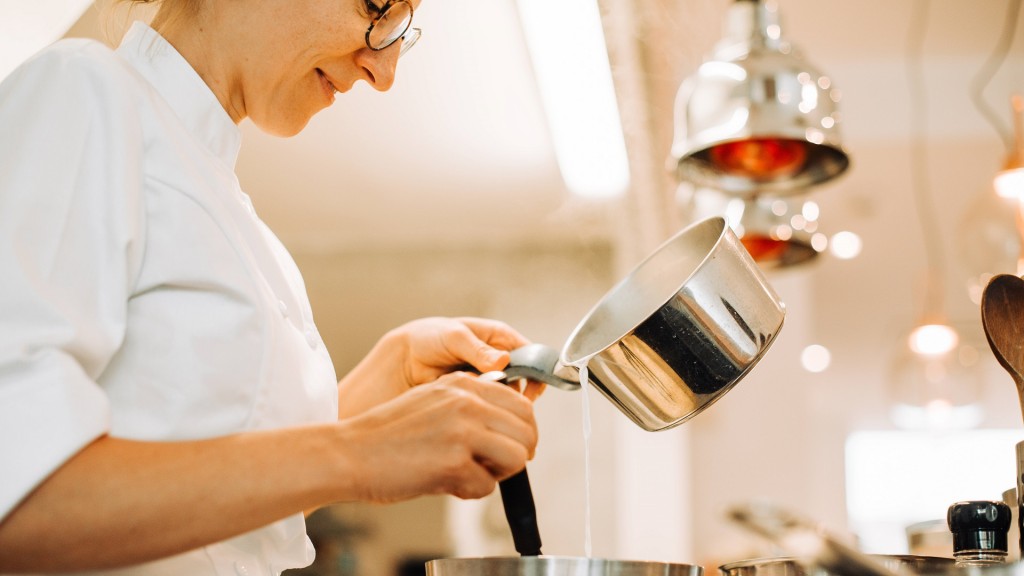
{"left": 103, "top": 0, "right": 202, "bottom": 38}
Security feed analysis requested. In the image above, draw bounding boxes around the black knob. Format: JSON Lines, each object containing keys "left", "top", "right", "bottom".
{"left": 947, "top": 501, "right": 1012, "bottom": 553}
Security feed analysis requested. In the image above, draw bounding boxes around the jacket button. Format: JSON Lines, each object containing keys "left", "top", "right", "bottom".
{"left": 277, "top": 300, "right": 289, "bottom": 317}
{"left": 304, "top": 328, "right": 318, "bottom": 349}
{"left": 234, "top": 560, "right": 251, "bottom": 576}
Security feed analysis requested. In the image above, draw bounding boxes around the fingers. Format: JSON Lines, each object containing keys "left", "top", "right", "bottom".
{"left": 336, "top": 377, "right": 536, "bottom": 502}
{"left": 471, "top": 433, "right": 531, "bottom": 481}
{"left": 457, "top": 317, "right": 531, "bottom": 350}
{"left": 523, "top": 381, "right": 546, "bottom": 402}
{"left": 448, "top": 318, "right": 531, "bottom": 373}
{"left": 446, "top": 462, "right": 499, "bottom": 500}
{"left": 416, "top": 374, "right": 537, "bottom": 482}
{"left": 503, "top": 377, "right": 547, "bottom": 403}
{"left": 450, "top": 375, "right": 538, "bottom": 458}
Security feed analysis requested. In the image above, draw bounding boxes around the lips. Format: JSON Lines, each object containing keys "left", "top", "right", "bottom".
{"left": 316, "top": 68, "right": 338, "bottom": 101}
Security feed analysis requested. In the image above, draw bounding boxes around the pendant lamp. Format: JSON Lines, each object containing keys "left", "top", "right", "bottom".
{"left": 683, "top": 186, "right": 827, "bottom": 268}
{"left": 994, "top": 95, "right": 1024, "bottom": 199}
{"left": 670, "top": 0, "right": 850, "bottom": 196}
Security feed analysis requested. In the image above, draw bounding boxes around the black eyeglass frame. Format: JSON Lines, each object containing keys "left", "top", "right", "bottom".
{"left": 364, "top": 0, "right": 418, "bottom": 52}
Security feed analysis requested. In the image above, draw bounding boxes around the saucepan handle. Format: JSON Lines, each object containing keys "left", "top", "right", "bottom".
{"left": 504, "top": 343, "right": 581, "bottom": 391}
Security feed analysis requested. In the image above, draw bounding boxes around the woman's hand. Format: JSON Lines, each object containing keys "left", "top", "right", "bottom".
{"left": 388, "top": 317, "right": 526, "bottom": 384}
{"left": 333, "top": 371, "right": 539, "bottom": 502}
{"left": 338, "top": 317, "right": 544, "bottom": 419}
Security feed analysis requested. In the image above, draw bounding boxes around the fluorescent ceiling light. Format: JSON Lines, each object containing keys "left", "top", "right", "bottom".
{"left": 0, "top": 0, "right": 94, "bottom": 82}
{"left": 516, "top": 0, "right": 630, "bottom": 199}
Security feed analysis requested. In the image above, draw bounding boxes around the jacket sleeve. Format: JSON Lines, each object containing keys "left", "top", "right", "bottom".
{"left": 0, "top": 40, "right": 145, "bottom": 521}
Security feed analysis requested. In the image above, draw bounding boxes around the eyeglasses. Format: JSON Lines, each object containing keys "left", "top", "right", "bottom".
{"left": 365, "top": 0, "right": 422, "bottom": 58}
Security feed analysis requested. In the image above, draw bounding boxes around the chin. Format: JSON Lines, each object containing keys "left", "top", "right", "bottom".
{"left": 251, "top": 108, "right": 317, "bottom": 138}
{"left": 261, "top": 119, "right": 312, "bottom": 138}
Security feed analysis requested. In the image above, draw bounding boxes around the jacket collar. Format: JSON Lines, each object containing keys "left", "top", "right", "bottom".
{"left": 117, "top": 21, "right": 241, "bottom": 169}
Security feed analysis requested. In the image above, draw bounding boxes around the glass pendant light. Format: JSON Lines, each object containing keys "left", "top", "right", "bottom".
{"left": 888, "top": 0, "right": 981, "bottom": 429}
{"left": 670, "top": 0, "right": 850, "bottom": 197}
{"left": 889, "top": 330, "right": 986, "bottom": 430}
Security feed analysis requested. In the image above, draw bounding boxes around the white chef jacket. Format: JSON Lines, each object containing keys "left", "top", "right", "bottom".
{"left": 0, "top": 21, "right": 339, "bottom": 576}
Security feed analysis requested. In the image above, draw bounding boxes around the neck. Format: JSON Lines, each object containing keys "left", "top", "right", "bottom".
{"left": 152, "top": 3, "right": 247, "bottom": 124}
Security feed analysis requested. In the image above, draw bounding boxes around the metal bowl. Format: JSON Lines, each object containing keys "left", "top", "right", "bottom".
{"left": 426, "top": 556, "right": 704, "bottom": 576}
{"left": 719, "top": 555, "right": 955, "bottom": 576}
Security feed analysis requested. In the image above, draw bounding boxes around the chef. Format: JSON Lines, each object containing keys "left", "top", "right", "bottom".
{"left": 0, "top": 0, "right": 542, "bottom": 574}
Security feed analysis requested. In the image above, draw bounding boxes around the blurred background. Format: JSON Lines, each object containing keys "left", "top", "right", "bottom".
{"left": 3, "top": 0, "right": 1024, "bottom": 574}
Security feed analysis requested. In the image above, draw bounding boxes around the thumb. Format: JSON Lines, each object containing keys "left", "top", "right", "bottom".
{"left": 454, "top": 335, "right": 510, "bottom": 374}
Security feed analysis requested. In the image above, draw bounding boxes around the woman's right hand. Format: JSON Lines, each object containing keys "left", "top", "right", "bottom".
{"left": 331, "top": 370, "right": 538, "bottom": 502}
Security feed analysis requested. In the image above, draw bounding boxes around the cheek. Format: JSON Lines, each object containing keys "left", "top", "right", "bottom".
{"left": 250, "top": 80, "right": 323, "bottom": 137}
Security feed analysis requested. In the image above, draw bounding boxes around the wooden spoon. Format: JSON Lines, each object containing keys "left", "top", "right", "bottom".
{"left": 981, "top": 273, "right": 1024, "bottom": 423}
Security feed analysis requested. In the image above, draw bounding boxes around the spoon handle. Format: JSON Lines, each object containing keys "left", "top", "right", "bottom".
{"left": 1017, "top": 376, "right": 1024, "bottom": 425}
{"left": 499, "top": 468, "right": 543, "bottom": 556}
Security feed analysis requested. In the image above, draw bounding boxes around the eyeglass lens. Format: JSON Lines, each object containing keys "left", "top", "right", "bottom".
{"left": 368, "top": 1, "right": 413, "bottom": 50}
{"left": 398, "top": 28, "right": 421, "bottom": 57}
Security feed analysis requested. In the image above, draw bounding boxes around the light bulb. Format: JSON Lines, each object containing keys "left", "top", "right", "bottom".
{"left": 994, "top": 167, "right": 1024, "bottom": 199}
{"left": 908, "top": 323, "right": 959, "bottom": 356}
{"left": 829, "top": 230, "right": 862, "bottom": 260}
{"left": 800, "top": 344, "right": 831, "bottom": 373}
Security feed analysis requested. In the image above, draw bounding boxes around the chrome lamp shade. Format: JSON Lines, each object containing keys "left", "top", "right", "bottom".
{"left": 684, "top": 187, "right": 825, "bottom": 269}
{"left": 671, "top": 0, "right": 850, "bottom": 196}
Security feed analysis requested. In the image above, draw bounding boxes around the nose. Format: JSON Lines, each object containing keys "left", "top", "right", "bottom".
{"left": 354, "top": 45, "right": 399, "bottom": 91}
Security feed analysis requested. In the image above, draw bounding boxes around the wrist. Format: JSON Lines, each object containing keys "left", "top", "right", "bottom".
{"left": 300, "top": 422, "right": 362, "bottom": 504}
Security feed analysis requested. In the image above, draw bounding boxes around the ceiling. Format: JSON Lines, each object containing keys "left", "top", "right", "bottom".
{"left": 1, "top": 0, "right": 1021, "bottom": 364}
{"left": 0, "top": 0, "right": 1013, "bottom": 381}
{"left": 0, "top": 0, "right": 1005, "bottom": 259}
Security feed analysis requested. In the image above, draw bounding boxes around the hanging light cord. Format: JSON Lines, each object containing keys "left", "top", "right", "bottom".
{"left": 968, "top": 0, "right": 1022, "bottom": 155}
{"left": 906, "top": 0, "right": 946, "bottom": 322}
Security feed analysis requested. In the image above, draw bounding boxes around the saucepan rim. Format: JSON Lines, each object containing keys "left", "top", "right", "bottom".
{"left": 561, "top": 215, "right": 732, "bottom": 365}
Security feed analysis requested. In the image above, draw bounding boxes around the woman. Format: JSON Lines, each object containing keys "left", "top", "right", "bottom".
{"left": 0, "top": 0, "right": 542, "bottom": 573}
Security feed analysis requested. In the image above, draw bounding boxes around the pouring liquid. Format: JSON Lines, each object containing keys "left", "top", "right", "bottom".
{"left": 576, "top": 362, "right": 593, "bottom": 558}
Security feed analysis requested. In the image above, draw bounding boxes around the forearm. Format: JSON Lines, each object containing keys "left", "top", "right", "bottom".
{"left": 0, "top": 425, "right": 351, "bottom": 572}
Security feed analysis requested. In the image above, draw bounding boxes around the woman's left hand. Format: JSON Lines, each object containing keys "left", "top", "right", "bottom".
{"left": 337, "top": 317, "right": 545, "bottom": 419}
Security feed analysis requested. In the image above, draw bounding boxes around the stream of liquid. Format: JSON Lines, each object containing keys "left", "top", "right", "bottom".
{"left": 576, "top": 361, "right": 592, "bottom": 557}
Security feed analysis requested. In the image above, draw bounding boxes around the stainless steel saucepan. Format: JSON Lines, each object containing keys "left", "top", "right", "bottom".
{"left": 504, "top": 215, "right": 785, "bottom": 432}
{"left": 479, "top": 217, "right": 786, "bottom": 560}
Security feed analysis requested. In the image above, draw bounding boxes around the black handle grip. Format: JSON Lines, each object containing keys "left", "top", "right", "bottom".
{"left": 498, "top": 468, "right": 543, "bottom": 556}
